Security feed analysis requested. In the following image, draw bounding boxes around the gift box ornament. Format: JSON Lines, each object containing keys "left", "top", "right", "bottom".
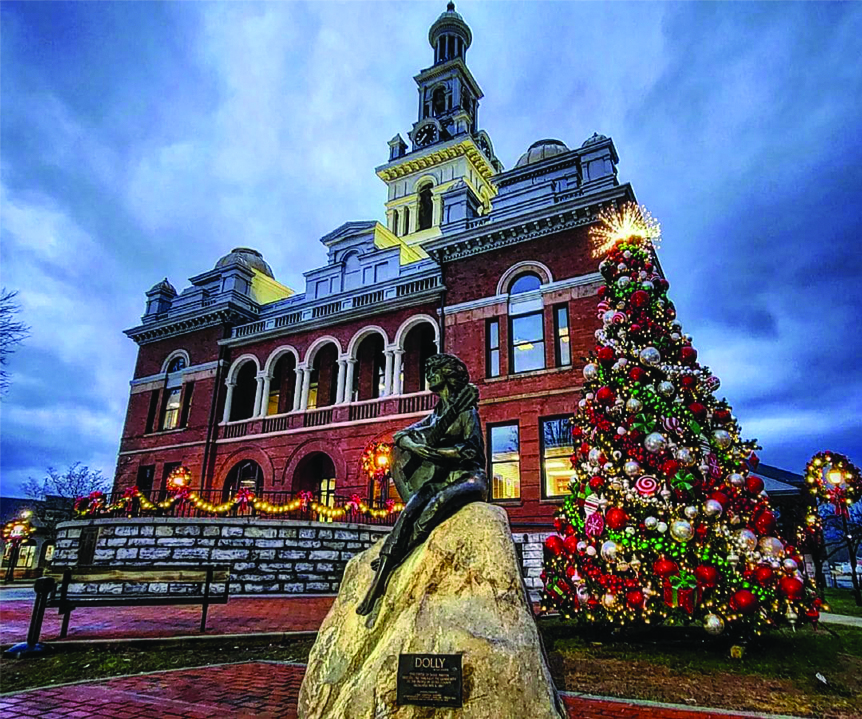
{"left": 663, "top": 571, "right": 701, "bottom": 614}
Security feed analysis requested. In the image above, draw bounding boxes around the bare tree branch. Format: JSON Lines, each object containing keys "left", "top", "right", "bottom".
{"left": 0, "top": 288, "right": 30, "bottom": 395}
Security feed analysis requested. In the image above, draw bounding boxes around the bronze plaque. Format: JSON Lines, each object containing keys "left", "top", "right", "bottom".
{"left": 397, "top": 653, "right": 462, "bottom": 707}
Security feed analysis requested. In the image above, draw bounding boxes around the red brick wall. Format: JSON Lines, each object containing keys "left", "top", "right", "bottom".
{"left": 132, "top": 325, "right": 226, "bottom": 379}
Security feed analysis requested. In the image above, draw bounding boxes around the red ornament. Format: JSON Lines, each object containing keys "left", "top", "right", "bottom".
{"left": 680, "top": 346, "right": 698, "bottom": 365}
{"left": 630, "top": 323, "right": 642, "bottom": 336}
{"left": 554, "top": 517, "right": 566, "bottom": 533}
{"left": 545, "top": 535, "right": 565, "bottom": 556}
{"left": 626, "top": 589, "right": 645, "bottom": 608}
{"left": 596, "top": 386, "right": 616, "bottom": 405}
{"left": 597, "top": 346, "right": 615, "bottom": 363}
{"left": 630, "top": 290, "right": 650, "bottom": 308}
{"left": 729, "top": 589, "right": 759, "bottom": 615}
{"left": 661, "top": 459, "right": 680, "bottom": 478}
{"left": 653, "top": 556, "right": 679, "bottom": 578}
{"left": 713, "top": 409, "right": 731, "bottom": 424}
{"left": 565, "top": 564, "right": 577, "bottom": 579}
{"left": 563, "top": 534, "right": 579, "bottom": 555}
{"left": 571, "top": 426, "right": 583, "bottom": 439}
{"left": 597, "top": 285, "right": 607, "bottom": 298}
{"left": 753, "top": 509, "right": 776, "bottom": 536}
{"left": 629, "top": 367, "right": 647, "bottom": 383}
{"left": 688, "top": 403, "right": 707, "bottom": 421}
{"left": 589, "top": 475, "right": 604, "bottom": 491}
{"left": 680, "top": 375, "right": 696, "bottom": 390}
{"left": 778, "top": 576, "right": 804, "bottom": 600}
{"left": 655, "top": 278, "right": 669, "bottom": 292}
{"left": 754, "top": 565, "right": 774, "bottom": 586}
{"left": 606, "top": 507, "right": 628, "bottom": 531}
{"left": 746, "top": 475, "right": 765, "bottom": 495}
{"left": 694, "top": 565, "right": 720, "bottom": 588}
{"left": 580, "top": 442, "right": 591, "bottom": 456}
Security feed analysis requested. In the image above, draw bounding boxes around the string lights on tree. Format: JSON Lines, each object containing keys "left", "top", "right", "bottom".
{"left": 541, "top": 202, "right": 820, "bottom": 637}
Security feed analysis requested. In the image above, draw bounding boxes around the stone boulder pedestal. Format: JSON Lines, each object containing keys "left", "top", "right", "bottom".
{"left": 298, "top": 502, "right": 565, "bottom": 719}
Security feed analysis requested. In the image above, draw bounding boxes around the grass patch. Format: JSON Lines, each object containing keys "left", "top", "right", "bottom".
{"left": 0, "top": 637, "right": 314, "bottom": 694}
{"left": 539, "top": 618, "right": 862, "bottom": 718}
{"left": 824, "top": 587, "right": 862, "bottom": 618}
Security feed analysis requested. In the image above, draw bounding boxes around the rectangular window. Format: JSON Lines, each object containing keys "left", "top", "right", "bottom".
{"left": 510, "top": 312, "right": 545, "bottom": 373}
{"left": 145, "top": 390, "right": 160, "bottom": 433}
{"left": 136, "top": 464, "right": 156, "bottom": 498}
{"left": 488, "top": 423, "right": 520, "bottom": 500}
{"left": 554, "top": 304, "right": 572, "bottom": 367}
{"left": 486, "top": 319, "right": 501, "bottom": 378}
{"left": 161, "top": 388, "right": 182, "bottom": 430}
{"left": 180, "top": 382, "right": 194, "bottom": 427}
{"left": 541, "top": 416, "right": 575, "bottom": 498}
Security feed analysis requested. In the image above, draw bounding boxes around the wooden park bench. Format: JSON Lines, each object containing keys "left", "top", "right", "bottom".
{"left": 43, "top": 565, "right": 231, "bottom": 639}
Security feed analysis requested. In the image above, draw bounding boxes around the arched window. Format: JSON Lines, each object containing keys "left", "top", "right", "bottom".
{"left": 292, "top": 452, "right": 336, "bottom": 506}
{"left": 392, "top": 209, "right": 400, "bottom": 237}
{"left": 508, "top": 273, "right": 545, "bottom": 373}
{"left": 267, "top": 353, "right": 296, "bottom": 415}
{"left": 354, "top": 333, "right": 386, "bottom": 401}
{"left": 432, "top": 86, "right": 447, "bottom": 116}
{"left": 230, "top": 361, "right": 258, "bottom": 421}
{"left": 509, "top": 272, "right": 542, "bottom": 295}
{"left": 308, "top": 343, "right": 339, "bottom": 409}
{"left": 402, "top": 321, "right": 437, "bottom": 394}
{"left": 403, "top": 206, "right": 411, "bottom": 235}
{"left": 222, "top": 460, "right": 263, "bottom": 501}
{"left": 167, "top": 357, "right": 186, "bottom": 373}
{"left": 343, "top": 251, "right": 361, "bottom": 291}
{"left": 418, "top": 184, "right": 434, "bottom": 231}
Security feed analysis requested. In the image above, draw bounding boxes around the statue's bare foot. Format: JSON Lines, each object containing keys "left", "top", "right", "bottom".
{"left": 356, "top": 595, "right": 376, "bottom": 616}
{"left": 370, "top": 557, "right": 381, "bottom": 571}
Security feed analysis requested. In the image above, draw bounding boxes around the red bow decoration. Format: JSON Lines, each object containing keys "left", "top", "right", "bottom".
{"left": 298, "top": 490, "right": 314, "bottom": 509}
{"left": 236, "top": 488, "right": 254, "bottom": 511}
{"left": 123, "top": 486, "right": 139, "bottom": 500}
{"left": 348, "top": 493, "right": 362, "bottom": 512}
{"left": 385, "top": 499, "right": 396, "bottom": 512}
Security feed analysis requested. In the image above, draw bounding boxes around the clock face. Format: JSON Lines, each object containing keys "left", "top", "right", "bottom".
{"left": 415, "top": 124, "right": 438, "bottom": 146}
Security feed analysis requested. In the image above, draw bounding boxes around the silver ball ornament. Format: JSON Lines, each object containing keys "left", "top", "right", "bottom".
{"left": 583, "top": 363, "right": 599, "bottom": 381}
{"left": 703, "top": 499, "right": 723, "bottom": 517}
{"left": 657, "top": 521, "right": 668, "bottom": 534}
{"left": 586, "top": 545, "right": 597, "bottom": 556}
{"left": 670, "top": 519, "right": 694, "bottom": 542}
{"left": 617, "top": 276, "right": 631, "bottom": 288}
{"left": 684, "top": 505, "right": 699, "bottom": 520}
{"left": 676, "top": 447, "right": 696, "bottom": 466}
{"left": 657, "top": 381, "right": 675, "bottom": 398}
{"left": 601, "top": 540, "right": 622, "bottom": 562}
{"left": 735, "top": 528, "right": 757, "bottom": 553}
{"left": 704, "top": 613, "right": 725, "bottom": 636}
{"left": 758, "top": 536, "right": 784, "bottom": 558}
{"left": 625, "top": 397, "right": 643, "bottom": 413}
{"left": 644, "top": 516, "right": 658, "bottom": 530}
{"left": 588, "top": 448, "right": 603, "bottom": 465}
{"left": 602, "top": 592, "right": 618, "bottom": 608}
{"left": 729, "top": 472, "right": 745, "bottom": 487}
{"left": 603, "top": 310, "right": 616, "bottom": 325}
{"left": 712, "top": 429, "right": 732, "bottom": 450}
{"left": 624, "top": 460, "right": 641, "bottom": 477}
{"left": 641, "top": 281, "right": 655, "bottom": 291}
{"left": 639, "top": 346, "right": 661, "bottom": 366}
{"left": 783, "top": 558, "right": 798, "bottom": 572}
{"left": 644, "top": 432, "right": 668, "bottom": 454}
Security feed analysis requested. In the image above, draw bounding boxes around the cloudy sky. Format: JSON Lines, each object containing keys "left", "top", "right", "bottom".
{"left": 2, "top": 1, "right": 861, "bottom": 496}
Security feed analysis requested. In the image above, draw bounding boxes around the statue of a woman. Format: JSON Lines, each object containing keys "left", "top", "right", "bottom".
{"left": 356, "top": 353, "right": 488, "bottom": 616}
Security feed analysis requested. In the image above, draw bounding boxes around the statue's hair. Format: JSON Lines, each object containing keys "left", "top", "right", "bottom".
{"left": 424, "top": 353, "right": 470, "bottom": 393}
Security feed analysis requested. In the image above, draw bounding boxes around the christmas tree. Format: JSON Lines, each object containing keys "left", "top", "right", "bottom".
{"left": 541, "top": 204, "right": 820, "bottom": 638}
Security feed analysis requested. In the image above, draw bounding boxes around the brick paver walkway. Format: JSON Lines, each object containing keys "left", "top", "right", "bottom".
{"left": 0, "top": 596, "right": 335, "bottom": 645}
{"left": 0, "top": 662, "right": 785, "bottom": 719}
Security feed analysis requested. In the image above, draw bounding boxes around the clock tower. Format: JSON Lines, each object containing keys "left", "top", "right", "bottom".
{"left": 376, "top": 3, "right": 501, "bottom": 250}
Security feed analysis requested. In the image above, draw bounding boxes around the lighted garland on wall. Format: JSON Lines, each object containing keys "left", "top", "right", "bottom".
{"left": 541, "top": 203, "right": 820, "bottom": 637}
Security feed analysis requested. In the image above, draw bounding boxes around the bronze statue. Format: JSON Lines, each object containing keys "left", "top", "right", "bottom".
{"left": 356, "top": 353, "right": 488, "bottom": 616}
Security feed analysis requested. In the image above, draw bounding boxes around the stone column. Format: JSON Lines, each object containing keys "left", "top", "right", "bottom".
{"left": 383, "top": 350, "right": 394, "bottom": 396}
{"left": 299, "top": 367, "right": 312, "bottom": 411}
{"left": 386, "top": 209, "right": 396, "bottom": 234}
{"left": 408, "top": 202, "right": 418, "bottom": 234}
{"left": 432, "top": 194, "right": 443, "bottom": 227}
{"left": 292, "top": 367, "right": 303, "bottom": 411}
{"left": 222, "top": 380, "right": 236, "bottom": 423}
{"left": 252, "top": 375, "right": 265, "bottom": 419}
{"left": 257, "top": 372, "right": 272, "bottom": 417}
{"left": 335, "top": 358, "right": 348, "bottom": 404}
{"left": 391, "top": 348, "right": 404, "bottom": 395}
{"left": 344, "top": 359, "right": 357, "bottom": 403}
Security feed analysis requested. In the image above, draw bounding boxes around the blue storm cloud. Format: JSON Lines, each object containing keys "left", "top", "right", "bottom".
{"left": 1, "top": 1, "right": 861, "bottom": 495}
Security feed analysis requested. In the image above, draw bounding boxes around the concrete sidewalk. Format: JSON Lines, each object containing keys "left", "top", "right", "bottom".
{"left": 0, "top": 661, "right": 800, "bottom": 719}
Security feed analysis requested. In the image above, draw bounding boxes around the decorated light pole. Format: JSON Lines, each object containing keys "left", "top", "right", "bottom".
{"left": 3, "top": 511, "right": 35, "bottom": 583}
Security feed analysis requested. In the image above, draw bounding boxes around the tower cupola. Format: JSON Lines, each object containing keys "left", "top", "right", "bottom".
{"left": 429, "top": 2, "right": 472, "bottom": 64}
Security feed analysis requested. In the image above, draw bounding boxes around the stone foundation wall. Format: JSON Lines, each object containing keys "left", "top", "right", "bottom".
{"left": 54, "top": 518, "right": 552, "bottom": 596}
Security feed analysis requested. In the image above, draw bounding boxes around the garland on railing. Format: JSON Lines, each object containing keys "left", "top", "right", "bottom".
{"left": 73, "top": 487, "right": 403, "bottom": 521}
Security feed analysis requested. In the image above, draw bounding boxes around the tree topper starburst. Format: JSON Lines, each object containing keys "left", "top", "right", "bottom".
{"left": 590, "top": 203, "right": 661, "bottom": 256}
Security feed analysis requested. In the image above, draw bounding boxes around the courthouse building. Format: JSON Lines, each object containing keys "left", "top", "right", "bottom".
{"left": 113, "top": 3, "right": 637, "bottom": 531}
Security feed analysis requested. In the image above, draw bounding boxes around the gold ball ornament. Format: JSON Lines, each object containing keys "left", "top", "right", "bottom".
{"left": 704, "top": 613, "right": 725, "bottom": 635}
{"left": 670, "top": 519, "right": 694, "bottom": 542}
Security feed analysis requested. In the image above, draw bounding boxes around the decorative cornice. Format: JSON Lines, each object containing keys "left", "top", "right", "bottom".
{"left": 427, "top": 183, "right": 636, "bottom": 263}
{"left": 125, "top": 308, "right": 250, "bottom": 346}
{"left": 376, "top": 138, "right": 496, "bottom": 183}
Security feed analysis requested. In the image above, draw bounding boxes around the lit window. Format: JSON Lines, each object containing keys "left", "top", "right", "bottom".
{"left": 554, "top": 304, "right": 571, "bottom": 367}
{"left": 486, "top": 319, "right": 500, "bottom": 378}
{"left": 161, "top": 388, "right": 182, "bottom": 430}
{"left": 510, "top": 312, "right": 545, "bottom": 373}
{"left": 489, "top": 423, "right": 520, "bottom": 500}
{"left": 541, "top": 417, "right": 574, "bottom": 498}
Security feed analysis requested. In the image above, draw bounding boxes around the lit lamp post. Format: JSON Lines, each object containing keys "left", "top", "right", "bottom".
{"left": 3, "top": 511, "right": 35, "bottom": 583}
